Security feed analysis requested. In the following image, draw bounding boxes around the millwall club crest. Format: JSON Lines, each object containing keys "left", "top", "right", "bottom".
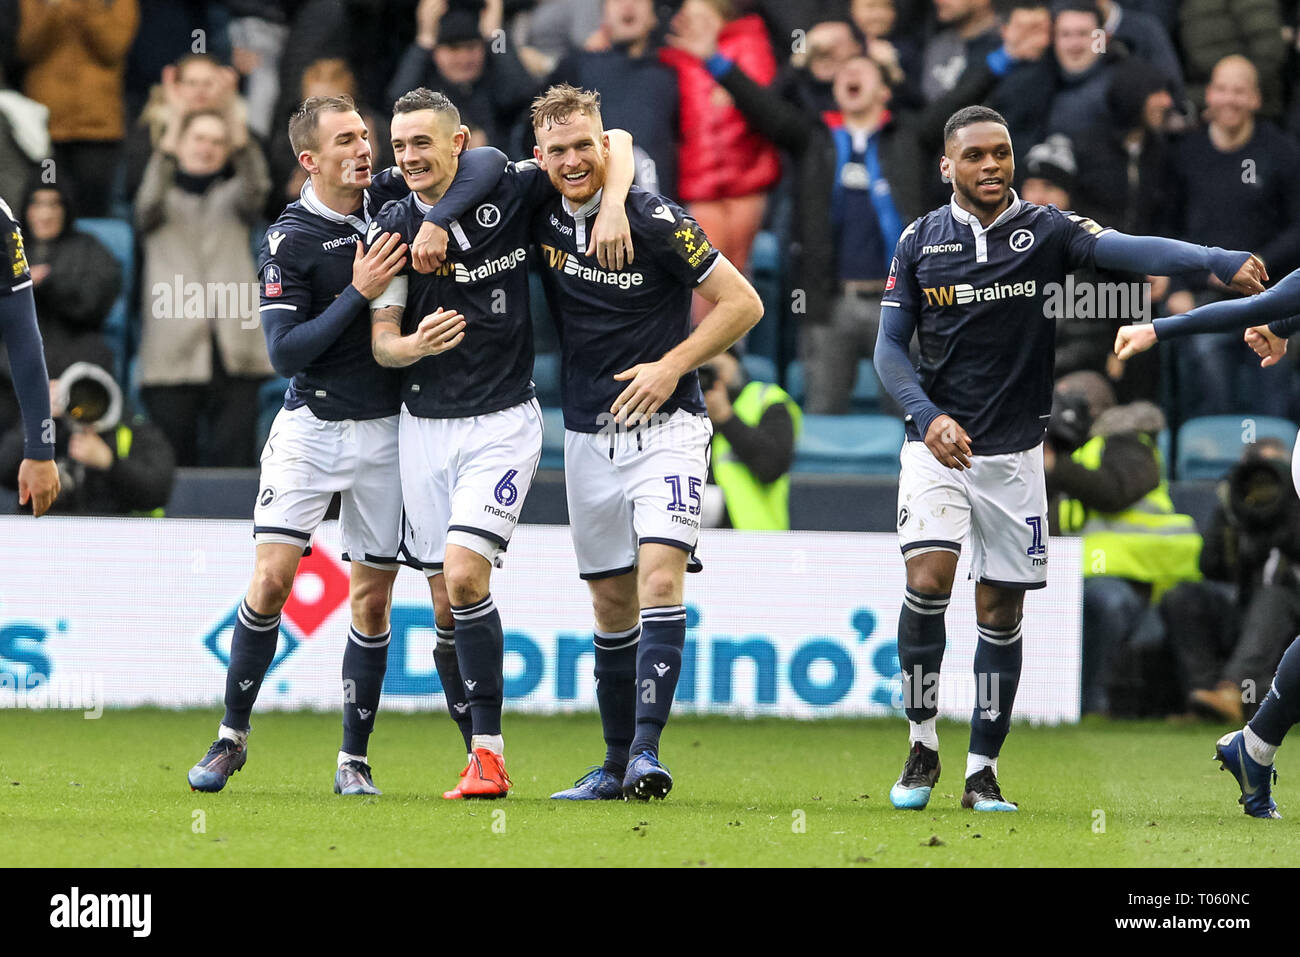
{"left": 898, "top": 506, "right": 910, "bottom": 528}
{"left": 885, "top": 257, "right": 898, "bottom": 291}
{"left": 1009, "top": 228, "right": 1035, "bottom": 253}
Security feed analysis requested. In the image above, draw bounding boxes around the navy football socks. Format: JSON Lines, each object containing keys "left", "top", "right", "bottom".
{"left": 221, "top": 599, "right": 281, "bottom": 731}
{"left": 341, "top": 625, "right": 389, "bottom": 756}
{"left": 629, "top": 606, "right": 686, "bottom": 759}
{"left": 434, "top": 623, "right": 473, "bottom": 753}
{"left": 1249, "top": 634, "right": 1300, "bottom": 748}
{"left": 451, "top": 595, "right": 505, "bottom": 737}
{"left": 898, "top": 587, "right": 950, "bottom": 722}
{"left": 594, "top": 624, "right": 640, "bottom": 775}
{"left": 969, "top": 620, "right": 1023, "bottom": 759}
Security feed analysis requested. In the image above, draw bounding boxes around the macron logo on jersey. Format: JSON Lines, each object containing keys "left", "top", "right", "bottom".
{"left": 651, "top": 205, "right": 676, "bottom": 224}
{"left": 267, "top": 230, "right": 286, "bottom": 255}
{"left": 921, "top": 279, "right": 1037, "bottom": 306}
{"left": 540, "top": 243, "right": 645, "bottom": 289}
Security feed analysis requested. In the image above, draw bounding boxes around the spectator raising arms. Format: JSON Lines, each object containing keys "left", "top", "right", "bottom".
{"left": 135, "top": 108, "right": 274, "bottom": 468}
{"left": 661, "top": 0, "right": 783, "bottom": 318}
{"left": 17, "top": 0, "right": 140, "bottom": 217}
{"left": 127, "top": 53, "right": 247, "bottom": 201}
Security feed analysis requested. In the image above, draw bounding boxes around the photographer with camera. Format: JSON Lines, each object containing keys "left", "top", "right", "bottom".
{"left": 1159, "top": 438, "right": 1300, "bottom": 723}
{"left": 0, "top": 362, "right": 174, "bottom": 515}
{"left": 1046, "top": 371, "right": 1202, "bottom": 714}
{"left": 700, "top": 348, "right": 801, "bottom": 531}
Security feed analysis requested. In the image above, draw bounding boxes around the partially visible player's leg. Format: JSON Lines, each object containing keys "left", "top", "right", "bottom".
{"left": 961, "top": 582, "right": 1024, "bottom": 812}
{"left": 427, "top": 571, "right": 473, "bottom": 755}
{"left": 890, "top": 439, "right": 968, "bottom": 809}
{"left": 551, "top": 427, "right": 640, "bottom": 800}
{"left": 625, "top": 543, "right": 689, "bottom": 800}
{"left": 333, "top": 414, "right": 404, "bottom": 795}
{"left": 439, "top": 401, "right": 543, "bottom": 799}
{"left": 889, "top": 549, "right": 957, "bottom": 809}
{"left": 335, "top": 561, "right": 398, "bottom": 795}
{"left": 960, "top": 444, "right": 1047, "bottom": 812}
{"left": 397, "top": 408, "right": 472, "bottom": 756}
{"left": 1215, "top": 634, "right": 1300, "bottom": 818}
{"left": 620, "top": 410, "right": 712, "bottom": 800}
{"left": 190, "top": 406, "right": 339, "bottom": 792}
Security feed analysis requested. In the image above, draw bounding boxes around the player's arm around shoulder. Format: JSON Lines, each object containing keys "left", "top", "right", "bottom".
{"left": 586, "top": 129, "right": 636, "bottom": 269}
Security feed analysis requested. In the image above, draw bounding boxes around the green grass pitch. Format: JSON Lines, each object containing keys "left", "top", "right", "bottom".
{"left": 4, "top": 709, "right": 1297, "bottom": 867}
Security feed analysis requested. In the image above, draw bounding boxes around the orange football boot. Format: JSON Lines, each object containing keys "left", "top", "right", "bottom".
{"left": 442, "top": 748, "right": 511, "bottom": 799}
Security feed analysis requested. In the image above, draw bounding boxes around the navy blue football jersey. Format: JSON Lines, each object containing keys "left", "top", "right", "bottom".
{"left": 256, "top": 172, "right": 407, "bottom": 420}
{"left": 882, "top": 194, "right": 1110, "bottom": 454}
{"left": 1, "top": 197, "right": 31, "bottom": 296}
{"left": 532, "top": 185, "right": 720, "bottom": 432}
{"left": 373, "top": 160, "right": 554, "bottom": 417}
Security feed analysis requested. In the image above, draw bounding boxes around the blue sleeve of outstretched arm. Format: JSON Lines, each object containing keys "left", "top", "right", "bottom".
{"left": 1151, "top": 267, "right": 1300, "bottom": 340}
{"left": 874, "top": 304, "right": 944, "bottom": 440}
{"left": 0, "top": 288, "right": 54, "bottom": 459}
{"left": 1094, "top": 231, "right": 1251, "bottom": 286}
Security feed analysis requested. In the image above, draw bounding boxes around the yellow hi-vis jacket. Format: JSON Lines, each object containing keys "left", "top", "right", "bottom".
{"left": 1057, "top": 434, "right": 1201, "bottom": 598}
{"left": 711, "top": 381, "right": 802, "bottom": 530}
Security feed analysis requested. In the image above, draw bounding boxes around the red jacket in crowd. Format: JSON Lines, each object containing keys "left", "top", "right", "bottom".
{"left": 659, "top": 13, "right": 783, "bottom": 202}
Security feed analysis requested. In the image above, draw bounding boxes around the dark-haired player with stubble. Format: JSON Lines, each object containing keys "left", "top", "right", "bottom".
{"left": 366, "top": 87, "right": 636, "bottom": 799}
{"left": 186, "top": 95, "right": 506, "bottom": 797}
{"left": 876, "top": 104, "right": 1267, "bottom": 813}
{"left": 0, "top": 196, "right": 59, "bottom": 516}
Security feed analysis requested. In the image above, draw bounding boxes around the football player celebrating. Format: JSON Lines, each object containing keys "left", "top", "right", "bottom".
{"left": 529, "top": 85, "right": 762, "bottom": 800}
{"left": 0, "top": 195, "right": 59, "bottom": 516}
{"left": 187, "top": 95, "right": 504, "bottom": 796}
{"left": 876, "top": 105, "right": 1265, "bottom": 813}
{"left": 369, "top": 87, "right": 637, "bottom": 799}
{"left": 1116, "top": 265, "right": 1300, "bottom": 819}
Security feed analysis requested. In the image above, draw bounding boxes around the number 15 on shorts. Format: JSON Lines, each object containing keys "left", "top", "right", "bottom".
{"left": 665, "top": 475, "right": 702, "bottom": 515}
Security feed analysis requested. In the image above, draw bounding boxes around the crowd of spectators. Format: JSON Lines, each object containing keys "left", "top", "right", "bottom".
{"left": 6, "top": 0, "right": 1300, "bottom": 436}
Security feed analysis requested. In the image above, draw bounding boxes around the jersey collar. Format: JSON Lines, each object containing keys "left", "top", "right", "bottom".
{"left": 948, "top": 188, "right": 1023, "bottom": 263}
{"left": 562, "top": 188, "right": 603, "bottom": 250}
{"left": 300, "top": 179, "right": 370, "bottom": 233}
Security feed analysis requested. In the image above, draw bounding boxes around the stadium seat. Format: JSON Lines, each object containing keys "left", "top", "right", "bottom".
{"left": 783, "top": 359, "right": 880, "bottom": 412}
{"left": 785, "top": 360, "right": 806, "bottom": 404}
{"left": 75, "top": 217, "right": 133, "bottom": 383}
{"left": 1175, "top": 415, "right": 1299, "bottom": 480}
{"left": 794, "top": 413, "right": 905, "bottom": 475}
{"left": 745, "top": 230, "right": 782, "bottom": 362}
{"left": 851, "top": 359, "right": 882, "bottom": 413}
{"left": 532, "top": 351, "right": 562, "bottom": 406}
{"left": 740, "top": 353, "right": 777, "bottom": 385}
{"left": 540, "top": 406, "right": 566, "bottom": 470}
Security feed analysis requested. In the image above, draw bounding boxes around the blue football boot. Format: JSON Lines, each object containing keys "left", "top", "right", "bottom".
{"left": 890, "top": 742, "right": 941, "bottom": 809}
{"left": 623, "top": 752, "right": 673, "bottom": 801}
{"left": 550, "top": 766, "right": 624, "bottom": 800}
{"left": 188, "top": 737, "right": 247, "bottom": 792}
{"left": 960, "top": 767, "right": 1018, "bottom": 812}
{"left": 1215, "top": 730, "right": 1281, "bottom": 819}
{"left": 334, "top": 759, "right": 382, "bottom": 795}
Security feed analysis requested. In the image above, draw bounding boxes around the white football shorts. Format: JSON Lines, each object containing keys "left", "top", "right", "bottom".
{"left": 254, "top": 405, "right": 403, "bottom": 568}
{"left": 896, "top": 438, "right": 1049, "bottom": 589}
{"left": 398, "top": 399, "right": 544, "bottom": 574}
{"left": 565, "top": 409, "right": 713, "bottom": 579}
